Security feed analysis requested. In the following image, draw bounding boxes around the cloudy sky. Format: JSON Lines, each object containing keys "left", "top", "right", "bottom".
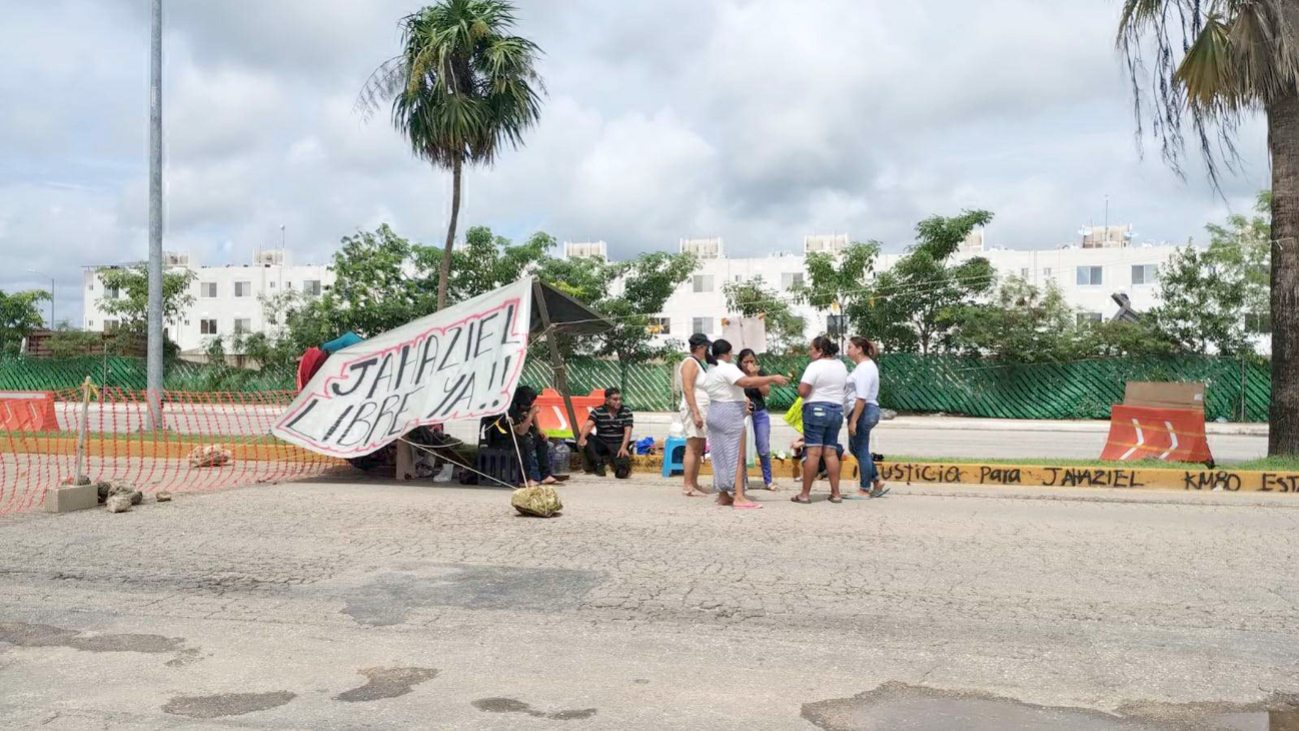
{"left": 0, "top": 0, "right": 1271, "bottom": 323}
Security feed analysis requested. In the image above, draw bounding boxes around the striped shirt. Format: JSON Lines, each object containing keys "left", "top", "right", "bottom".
{"left": 590, "top": 405, "right": 633, "bottom": 447}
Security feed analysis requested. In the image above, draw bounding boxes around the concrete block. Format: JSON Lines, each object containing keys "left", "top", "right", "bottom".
{"left": 44, "top": 484, "right": 99, "bottom": 514}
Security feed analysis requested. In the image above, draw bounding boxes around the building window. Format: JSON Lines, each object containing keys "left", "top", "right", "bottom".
{"left": 103, "top": 320, "right": 119, "bottom": 333}
{"left": 781, "top": 272, "right": 805, "bottom": 290}
{"left": 1076, "top": 312, "right": 1103, "bottom": 326}
{"left": 200, "top": 319, "right": 218, "bottom": 335}
{"left": 234, "top": 318, "right": 251, "bottom": 335}
{"left": 1076, "top": 266, "right": 1104, "bottom": 286}
{"left": 87, "top": 320, "right": 93, "bottom": 328}
{"left": 1020, "top": 268, "right": 1029, "bottom": 278}
{"left": 648, "top": 317, "right": 671, "bottom": 335}
{"left": 1246, "top": 313, "right": 1272, "bottom": 334}
{"left": 303, "top": 280, "right": 322, "bottom": 296}
{"left": 270, "top": 281, "right": 276, "bottom": 289}
{"left": 87, "top": 282, "right": 93, "bottom": 291}
{"left": 235, "top": 281, "right": 252, "bottom": 298}
{"left": 692, "top": 317, "right": 714, "bottom": 335}
{"left": 1131, "top": 264, "right": 1158, "bottom": 285}
{"left": 692, "top": 275, "right": 713, "bottom": 294}
{"left": 827, "top": 314, "right": 848, "bottom": 337}
{"left": 106, "top": 285, "right": 120, "bottom": 299}
{"left": 201, "top": 282, "right": 218, "bottom": 298}
{"left": 1043, "top": 267, "right": 1052, "bottom": 278}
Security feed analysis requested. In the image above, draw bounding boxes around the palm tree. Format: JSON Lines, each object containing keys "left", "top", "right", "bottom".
{"left": 359, "top": 0, "right": 544, "bottom": 311}
{"left": 1117, "top": 1, "right": 1299, "bottom": 455}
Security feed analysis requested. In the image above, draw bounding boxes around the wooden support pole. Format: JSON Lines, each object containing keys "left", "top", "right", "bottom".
{"left": 532, "top": 279, "right": 583, "bottom": 442}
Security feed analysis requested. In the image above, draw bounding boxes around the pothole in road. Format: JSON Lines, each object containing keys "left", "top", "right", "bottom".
{"left": 334, "top": 666, "right": 439, "bottom": 702}
{"left": 0, "top": 621, "right": 186, "bottom": 654}
{"left": 802, "top": 682, "right": 1299, "bottom": 731}
{"left": 472, "top": 697, "right": 597, "bottom": 721}
{"left": 163, "top": 691, "right": 296, "bottom": 719}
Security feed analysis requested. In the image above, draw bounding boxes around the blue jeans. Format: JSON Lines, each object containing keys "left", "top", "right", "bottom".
{"left": 752, "top": 408, "right": 773, "bottom": 485}
{"left": 802, "top": 402, "right": 843, "bottom": 449}
{"left": 848, "top": 403, "right": 881, "bottom": 488}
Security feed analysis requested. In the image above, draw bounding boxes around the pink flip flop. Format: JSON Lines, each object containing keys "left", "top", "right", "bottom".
{"left": 732, "top": 502, "right": 764, "bottom": 510}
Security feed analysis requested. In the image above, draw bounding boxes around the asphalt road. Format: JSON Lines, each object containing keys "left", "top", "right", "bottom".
{"left": 2, "top": 475, "right": 1297, "bottom": 729}
{"left": 52, "top": 404, "right": 1272, "bottom": 463}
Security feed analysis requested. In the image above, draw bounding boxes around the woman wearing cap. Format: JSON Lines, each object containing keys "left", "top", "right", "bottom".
{"left": 677, "top": 334, "right": 713, "bottom": 497}
{"left": 792, "top": 336, "right": 849, "bottom": 504}
{"left": 703, "top": 339, "right": 788, "bottom": 509}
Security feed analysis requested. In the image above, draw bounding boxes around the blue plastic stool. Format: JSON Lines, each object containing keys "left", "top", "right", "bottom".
{"left": 661, "top": 436, "right": 688, "bottom": 477}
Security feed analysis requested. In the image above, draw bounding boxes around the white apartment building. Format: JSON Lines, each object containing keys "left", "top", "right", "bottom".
{"left": 644, "top": 233, "right": 1194, "bottom": 347}
{"left": 82, "top": 250, "right": 335, "bottom": 355}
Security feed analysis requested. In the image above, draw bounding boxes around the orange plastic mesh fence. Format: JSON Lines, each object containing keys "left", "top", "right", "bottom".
{"left": 0, "top": 389, "right": 346, "bottom": 516}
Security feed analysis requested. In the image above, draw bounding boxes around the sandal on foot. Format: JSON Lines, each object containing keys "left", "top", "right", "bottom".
{"left": 829, "top": 495, "right": 843, "bottom": 504}
{"left": 733, "top": 502, "right": 763, "bottom": 510}
{"left": 790, "top": 496, "right": 811, "bottom": 504}
{"left": 870, "top": 486, "right": 891, "bottom": 498}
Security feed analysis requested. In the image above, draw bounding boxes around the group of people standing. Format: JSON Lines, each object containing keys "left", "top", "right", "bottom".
{"left": 678, "top": 334, "right": 888, "bottom": 510}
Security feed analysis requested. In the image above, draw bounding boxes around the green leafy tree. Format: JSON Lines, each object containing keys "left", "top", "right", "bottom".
{"left": 723, "top": 276, "right": 805, "bottom": 353}
{"left": 1116, "top": 0, "right": 1299, "bottom": 453}
{"left": 95, "top": 265, "right": 197, "bottom": 335}
{"left": 440, "top": 226, "right": 555, "bottom": 305}
{"left": 360, "top": 0, "right": 544, "bottom": 311}
{"left": 853, "top": 211, "right": 996, "bottom": 354}
{"left": 1149, "top": 243, "right": 1253, "bottom": 355}
{"left": 1073, "top": 319, "right": 1178, "bottom": 359}
{"left": 1206, "top": 190, "right": 1272, "bottom": 326}
{"left": 204, "top": 334, "right": 227, "bottom": 365}
{"left": 797, "top": 241, "right": 880, "bottom": 344}
{"left": 594, "top": 253, "right": 698, "bottom": 364}
{"left": 951, "top": 277, "right": 1075, "bottom": 362}
{"left": 0, "top": 289, "right": 50, "bottom": 356}
{"left": 325, "top": 224, "right": 434, "bottom": 337}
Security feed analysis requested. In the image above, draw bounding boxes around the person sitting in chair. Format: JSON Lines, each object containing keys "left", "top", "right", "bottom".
{"left": 483, "top": 386, "right": 562, "bottom": 487}
{"left": 578, "top": 388, "right": 634, "bottom": 479}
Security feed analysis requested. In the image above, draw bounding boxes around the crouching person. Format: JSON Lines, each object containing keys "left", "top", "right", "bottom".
{"left": 578, "top": 388, "right": 634, "bottom": 479}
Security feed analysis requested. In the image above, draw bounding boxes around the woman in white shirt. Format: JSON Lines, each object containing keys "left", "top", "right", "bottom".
{"left": 677, "top": 334, "right": 713, "bottom": 498}
{"left": 845, "top": 336, "right": 888, "bottom": 499}
{"left": 792, "top": 336, "right": 849, "bottom": 504}
{"left": 703, "top": 339, "right": 788, "bottom": 509}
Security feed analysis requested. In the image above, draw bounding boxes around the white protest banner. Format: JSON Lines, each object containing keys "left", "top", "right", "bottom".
{"left": 273, "top": 278, "right": 533, "bottom": 457}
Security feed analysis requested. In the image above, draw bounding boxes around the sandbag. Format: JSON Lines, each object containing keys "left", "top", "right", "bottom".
{"left": 511, "top": 485, "right": 563, "bottom": 518}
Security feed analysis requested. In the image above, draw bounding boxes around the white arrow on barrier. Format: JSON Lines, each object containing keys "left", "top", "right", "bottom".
{"left": 1158, "top": 421, "right": 1178, "bottom": 460}
{"left": 1119, "top": 418, "right": 1144, "bottom": 460}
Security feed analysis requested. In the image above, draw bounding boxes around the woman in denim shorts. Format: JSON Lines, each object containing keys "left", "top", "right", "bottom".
{"left": 792, "top": 336, "right": 849, "bottom": 504}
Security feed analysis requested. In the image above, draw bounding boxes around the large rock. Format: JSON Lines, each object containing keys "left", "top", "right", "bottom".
{"left": 188, "top": 445, "right": 232, "bottom": 468}
{"left": 511, "top": 485, "right": 563, "bottom": 518}
{"left": 106, "top": 495, "right": 132, "bottom": 513}
{"left": 156, "top": 491, "right": 173, "bottom": 503}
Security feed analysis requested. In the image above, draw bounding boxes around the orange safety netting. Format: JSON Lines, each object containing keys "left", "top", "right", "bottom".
{"left": 0, "top": 389, "right": 346, "bottom": 516}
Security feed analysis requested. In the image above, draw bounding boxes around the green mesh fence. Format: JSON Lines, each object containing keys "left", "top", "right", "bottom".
{"left": 0, "top": 354, "right": 1271, "bottom": 422}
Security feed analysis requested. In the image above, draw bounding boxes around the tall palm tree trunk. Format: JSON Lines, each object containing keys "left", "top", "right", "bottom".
{"left": 1269, "top": 91, "right": 1299, "bottom": 455}
{"left": 437, "top": 156, "right": 463, "bottom": 312}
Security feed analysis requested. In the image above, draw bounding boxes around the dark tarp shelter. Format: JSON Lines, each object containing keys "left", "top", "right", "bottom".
{"left": 528, "top": 278, "right": 616, "bottom": 440}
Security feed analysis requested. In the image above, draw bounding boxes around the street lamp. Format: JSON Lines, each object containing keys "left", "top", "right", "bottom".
{"left": 26, "top": 269, "right": 53, "bottom": 329}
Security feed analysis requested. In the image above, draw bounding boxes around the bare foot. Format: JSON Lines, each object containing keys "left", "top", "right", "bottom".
{"left": 715, "top": 492, "right": 734, "bottom": 506}
{"left": 682, "top": 485, "right": 709, "bottom": 497}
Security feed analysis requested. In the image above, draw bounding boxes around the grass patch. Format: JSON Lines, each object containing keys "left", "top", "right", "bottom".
{"left": 881, "top": 455, "right": 1299, "bottom": 472}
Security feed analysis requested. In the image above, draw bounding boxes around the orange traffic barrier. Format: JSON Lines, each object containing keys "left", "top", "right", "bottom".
{"left": 0, "top": 391, "right": 59, "bottom": 432}
{"left": 534, "top": 389, "right": 606, "bottom": 437}
{"left": 1100, "top": 404, "right": 1213, "bottom": 464}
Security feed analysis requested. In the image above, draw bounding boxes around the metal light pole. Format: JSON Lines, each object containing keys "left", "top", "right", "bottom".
{"left": 26, "top": 269, "right": 53, "bottom": 328}
{"left": 146, "top": 0, "right": 165, "bottom": 430}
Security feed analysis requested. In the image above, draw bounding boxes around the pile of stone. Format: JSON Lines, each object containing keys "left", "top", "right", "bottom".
{"left": 188, "top": 445, "right": 232, "bottom": 468}
{"left": 96, "top": 480, "right": 143, "bottom": 513}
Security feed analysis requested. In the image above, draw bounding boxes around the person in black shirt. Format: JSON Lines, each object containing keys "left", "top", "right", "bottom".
{"left": 578, "top": 388, "right": 634, "bottom": 479}
{"left": 739, "top": 349, "right": 778, "bottom": 490}
{"left": 483, "top": 386, "right": 557, "bottom": 486}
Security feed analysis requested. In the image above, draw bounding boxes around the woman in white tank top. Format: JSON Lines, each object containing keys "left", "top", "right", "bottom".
{"left": 677, "top": 334, "right": 712, "bottom": 497}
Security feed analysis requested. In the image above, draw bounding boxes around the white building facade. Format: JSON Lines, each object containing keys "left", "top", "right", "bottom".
{"left": 82, "top": 250, "right": 335, "bottom": 356}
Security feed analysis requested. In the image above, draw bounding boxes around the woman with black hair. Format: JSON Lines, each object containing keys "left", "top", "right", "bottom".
{"left": 846, "top": 336, "right": 888, "bottom": 499}
{"left": 484, "top": 385, "right": 558, "bottom": 487}
{"left": 702, "top": 339, "right": 788, "bottom": 509}
{"left": 738, "top": 348, "right": 778, "bottom": 490}
{"left": 792, "top": 336, "right": 848, "bottom": 504}
{"left": 677, "top": 333, "right": 713, "bottom": 497}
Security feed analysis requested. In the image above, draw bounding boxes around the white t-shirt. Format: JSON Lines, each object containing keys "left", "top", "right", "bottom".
{"left": 800, "top": 358, "right": 849, "bottom": 406}
{"left": 702, "top": 361, "right": 747, "bottom": 403}
{"left": 678, "top": 356, "right": 709, "bottom": 410}
{"left": 847, "top": 359, "right": 880, "bottom": 408}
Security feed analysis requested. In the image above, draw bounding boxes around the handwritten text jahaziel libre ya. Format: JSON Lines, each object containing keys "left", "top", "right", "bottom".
{"left": 277, "top": 296, "right": 527, "bottom": 454}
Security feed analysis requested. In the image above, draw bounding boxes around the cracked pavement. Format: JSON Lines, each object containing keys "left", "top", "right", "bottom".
{"left": 1, "top": 475, "right": 1298, "bottom": 729}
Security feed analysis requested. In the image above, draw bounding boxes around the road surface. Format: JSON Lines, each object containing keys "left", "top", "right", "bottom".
{"left": 2, "top": 475, "right": 1297, "bottom": 729}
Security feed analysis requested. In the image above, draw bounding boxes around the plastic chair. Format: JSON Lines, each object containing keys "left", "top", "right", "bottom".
{"left": 661, "top": 436, "right": 688, "bottom": 477}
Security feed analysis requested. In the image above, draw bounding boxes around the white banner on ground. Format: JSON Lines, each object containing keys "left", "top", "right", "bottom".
{"left": 273, "top": 279, "right": 533, "bottom": 457}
